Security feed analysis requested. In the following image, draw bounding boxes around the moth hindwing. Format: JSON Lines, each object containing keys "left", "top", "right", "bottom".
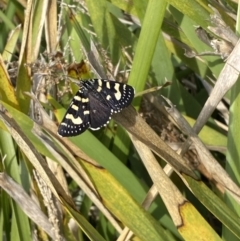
{"left": 58, "top": 79, "right": 134, "bottom": 137}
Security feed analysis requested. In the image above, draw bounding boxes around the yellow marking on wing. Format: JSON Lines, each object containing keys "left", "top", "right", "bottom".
{"left": 98, "top": 79, "right": 103, "bottom": 86}
{"left": 74, "top": 95, "right": 81, "bottom": 101}
{"left": 114, "top": 83, "right": 121, "bottom": 100}
{"left": 97, "top": 86, "right": 102, "bottom": 92}
{"left": 71, "top": 104, "right": 79, "bottom": 111}
{"left": 81, "top": 98, "right": 89, "bottom": 103}
{"left": 106, "top": 81, "right": 111, "bottom": 89}
{"left": 84, "top": 110, "right": 90, "bottom": 115}
{"left": 66, "top": 114, "right": 83, "bottom": 124}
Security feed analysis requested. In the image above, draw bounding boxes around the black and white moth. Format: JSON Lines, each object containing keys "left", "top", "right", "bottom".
{"left": 58, "top": 79, "right": 134, "bottom": 137}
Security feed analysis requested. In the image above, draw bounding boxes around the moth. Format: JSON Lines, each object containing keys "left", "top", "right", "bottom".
{"left": 58, "top": 79, "right": 134, "bottom": 137}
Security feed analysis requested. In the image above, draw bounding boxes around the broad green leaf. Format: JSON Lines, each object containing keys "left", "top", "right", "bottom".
{"left": 2, "top": 25, "right": 21, "bottom": 63}
{"left": 185, "top": 175, "right": 240, "bottom": 239}
{"left": 109, "top": 0, "right": 138, "bottom": 17}
{"left": 0, "top": 56, "right": 19, "bottom": 110}
{"left": 80, "top": 160, "right": 171, "bottom": 241}
{"left": 178, "top": 202, "right": 222, "bottom": 241}
{"left": 171, "top": 8, "right": 224, "bottom": 78}
{"left": 185, "top": 115, "right": 227, "bottom": 148}
{"left": 16, "top": 59, "right": 31, "bottom": 113}
{"left": 86, "top": 0, "right": 136, "bottom": 65}
{"left": 167, "top": 0, "right": 211, "bottom": 29}
{"left": 64, "top": 201, "right": 107, "bottom": 241}
{"left": 0, "top": 130, "right": 31, "bottom": 241}
{"left": 0, "top": 101, "right": 57, "bottom": 163}
{"left": 66, "top": 7, "right": 91, "bottom": 53}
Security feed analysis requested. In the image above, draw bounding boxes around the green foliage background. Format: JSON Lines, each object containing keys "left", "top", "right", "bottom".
{"left": 0, "top": 0, "right": 239, "bottom": 241}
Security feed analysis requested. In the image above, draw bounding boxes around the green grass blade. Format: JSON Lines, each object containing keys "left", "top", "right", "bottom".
{"left": 128, "top": 0, "right": 167, "bottom": 105}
